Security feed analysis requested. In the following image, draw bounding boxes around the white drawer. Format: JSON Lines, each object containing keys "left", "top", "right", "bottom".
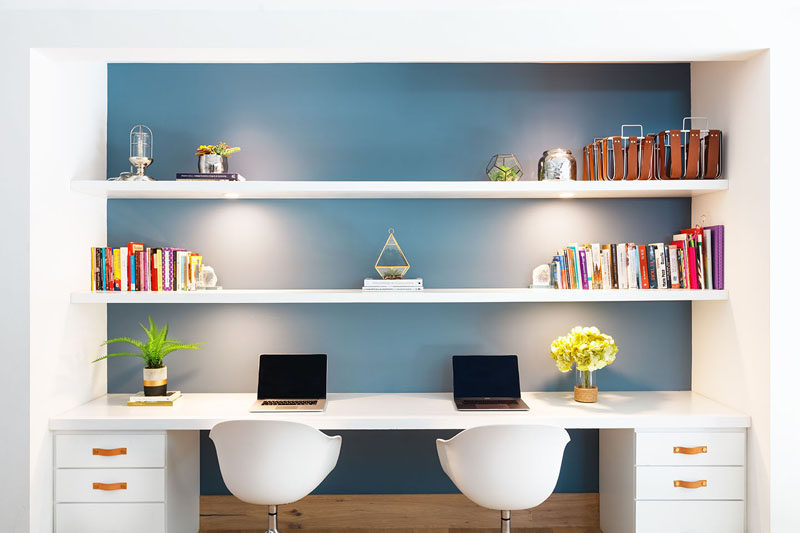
{"left": 636, "top": 500, "right": 744, "bottom": 533}
{"left": 636, "top": 466, "right": 744, "bottom": 500}
{"left": 55, "top": 468, "right": 165, "bottom": 503}
{"left": 56, "top": 433, "right": 165, "bottom": 468}
{"left": 56, "top": 503, "right": 165, "bottom": 533}
{"left": 637, "top": 431, "right": 744, "bottom": 466}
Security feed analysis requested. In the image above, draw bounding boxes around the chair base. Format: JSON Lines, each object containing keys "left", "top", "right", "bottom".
{"left": 266, "top": 504, "right": 280, "bottom": 533}
{"left": 500, "top": 510, "right": 511, "bottom": 533}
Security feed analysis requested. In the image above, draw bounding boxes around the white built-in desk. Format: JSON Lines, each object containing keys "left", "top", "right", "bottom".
{"left": 50, "top": 391, "right": 749, "bottom": 431}
{"left": 49, "top": 392, "right": 750, "bottom": 533}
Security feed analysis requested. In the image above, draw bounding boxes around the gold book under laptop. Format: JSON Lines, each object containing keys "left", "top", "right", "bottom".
{"left": 250, "top": 354, "right": 327, "bottom": 412}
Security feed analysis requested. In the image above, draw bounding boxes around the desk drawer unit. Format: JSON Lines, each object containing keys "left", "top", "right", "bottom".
{"left": 53, "top": 431, "right": 198, "bottom": 533}
{"left": 55, "top": 433, "right": 165, "bottom": 468}
{"left": 599, "top": 428, "right": 746, "bottom": 533}
{"left": 55, "top": 503, "right": 165, "bottom": 533}
{"left": 636, "top": 430, "right": 745, "bottom": 532}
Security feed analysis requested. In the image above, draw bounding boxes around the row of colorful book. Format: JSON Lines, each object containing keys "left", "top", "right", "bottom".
{"left": 90, "top": 243, "right": 204, "bottom": 292}
{"left": 549, "top": 225, "right": 723, "bottom": 290}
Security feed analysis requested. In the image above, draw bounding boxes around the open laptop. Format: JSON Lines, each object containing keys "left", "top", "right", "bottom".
{"left": 452, "top": 355, "right": 529, "bottom": 411}
{"left": 250, "top": 354, "right": 327, "bottom": 412}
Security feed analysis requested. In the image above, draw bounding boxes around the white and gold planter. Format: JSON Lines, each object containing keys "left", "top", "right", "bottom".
{"left": 143, "top": 366, "right": 167, "bottom": 396}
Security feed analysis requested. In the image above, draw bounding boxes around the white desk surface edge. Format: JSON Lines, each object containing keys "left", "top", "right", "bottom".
{"left": 50, "top": 391, "right": 750, "bottom": 431}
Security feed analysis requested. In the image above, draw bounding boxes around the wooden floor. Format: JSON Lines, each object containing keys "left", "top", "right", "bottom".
{"left": 204, "top": 529, "right": 602, "bottom": 533}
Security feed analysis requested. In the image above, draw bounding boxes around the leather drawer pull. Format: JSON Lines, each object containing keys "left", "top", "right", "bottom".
{"left": 673, "top": 479, "right": 707, "bottom": 489}
{"left": 93, "top": 447, "right": 127, "bottom": 456}
{"left": 93, "top": 482, "right": 127, "bottom": 491}
{"left": 673, "top": 445, "right": 707, "bottom": 455}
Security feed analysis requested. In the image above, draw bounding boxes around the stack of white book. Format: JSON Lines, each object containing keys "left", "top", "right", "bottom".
{"left": 127, "top": 391, "right": 182, "bottom": 406}
{"left": 362, "top": 278, "right": 424, "bottom": 291}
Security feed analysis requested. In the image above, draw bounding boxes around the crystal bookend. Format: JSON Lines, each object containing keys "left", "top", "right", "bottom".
{"left": 375, "top": 229, "right": 410, "bottom": 280}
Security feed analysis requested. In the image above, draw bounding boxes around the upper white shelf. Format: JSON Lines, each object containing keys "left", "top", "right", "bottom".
{"left": 71, "top": 288, "right": 728, "bottom": 304}
{"left": 71, "top": 179, "right": 728, "bottom": 199}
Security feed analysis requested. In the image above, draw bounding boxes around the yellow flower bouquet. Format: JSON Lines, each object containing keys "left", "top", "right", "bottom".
{"left": 550, "top": 326, "right": 618, "bottom": 403}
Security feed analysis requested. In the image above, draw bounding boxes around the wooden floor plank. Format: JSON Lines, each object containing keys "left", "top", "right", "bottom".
{"left": 200, "top": 493, "right": 599, "bottom": 531}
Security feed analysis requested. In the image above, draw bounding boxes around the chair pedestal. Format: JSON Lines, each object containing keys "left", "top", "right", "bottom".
{"left": 267, "top": 505, "right": 279, "bottom": 533}
{"left": 500, "top": 510, "right": 511, "bottom": 533}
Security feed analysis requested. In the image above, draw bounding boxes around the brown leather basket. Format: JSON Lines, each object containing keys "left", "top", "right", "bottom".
{"left": 654, "top": 117, "right": 722, "bottom": 180}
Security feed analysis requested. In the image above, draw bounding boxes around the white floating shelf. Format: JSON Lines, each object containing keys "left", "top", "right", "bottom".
{"left": 71, "top": 288, "right": 728, "bottom": 304}
{"left": 71, "top": 179, "right": 728, "bottom": 199}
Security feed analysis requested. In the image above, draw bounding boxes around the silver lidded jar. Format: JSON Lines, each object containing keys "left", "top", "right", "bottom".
{"left": 542, "top": 148, "right": 577, "bottom": 180}
{"left": 537, "top": 151, "right": 548, "bottom": 180}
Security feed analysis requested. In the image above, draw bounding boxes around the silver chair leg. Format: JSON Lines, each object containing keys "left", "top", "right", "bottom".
{"left": 500, "top": 509, "right": 511, "bottom": 533}
{"left": 266, "top": 504, "right": 279, "bottom": 533}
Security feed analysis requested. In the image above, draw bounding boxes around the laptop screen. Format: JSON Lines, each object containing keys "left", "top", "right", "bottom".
{"left": 257, "top": 354, "right": 327, "bottom": 399}
{"left": 452, "top": 355, "right": 521, "bottom": 399}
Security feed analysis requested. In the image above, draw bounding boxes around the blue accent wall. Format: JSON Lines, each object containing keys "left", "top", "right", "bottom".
{"left": 107, "top": 63, "right": 691, "bottom": 495}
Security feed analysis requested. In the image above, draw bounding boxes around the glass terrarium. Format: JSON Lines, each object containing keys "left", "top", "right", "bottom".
{"left": 375, "top": 229, "right": 410, "bottom": 280}
{"left": 486, "top": 153, "right": 523, "bottom": 181}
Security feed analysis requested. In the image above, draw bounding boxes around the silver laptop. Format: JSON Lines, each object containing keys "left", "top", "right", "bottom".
{"left": 250, "top": 354, "right": 327, "bottom": 412}
{"left": 452, "top": 355, "right": 529, "bottom": 411}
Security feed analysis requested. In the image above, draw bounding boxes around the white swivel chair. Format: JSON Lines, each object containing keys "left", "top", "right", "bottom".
{"left": 210, "top": 420, "right": 342, "bottom": 533}
{"left": 436, "top": 424, "right": 570, "bottom": 532}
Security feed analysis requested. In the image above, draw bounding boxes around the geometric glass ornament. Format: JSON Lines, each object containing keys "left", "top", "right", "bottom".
{"left": 374, "top": 228, "right": 410, "bottom": 280}
{"left": 486, "top": 153, "right": 523, "bottom": 181}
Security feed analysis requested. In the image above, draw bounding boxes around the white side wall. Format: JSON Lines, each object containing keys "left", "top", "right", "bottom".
{"left": 691, "top": 54, "right": 771, "bottom": 533}
{"left": 28, "top": 51, "right": 108, "bottom": 531}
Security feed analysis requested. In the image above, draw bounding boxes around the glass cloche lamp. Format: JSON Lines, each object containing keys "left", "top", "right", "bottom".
{"left": 127, "top": 124, "right": 155, "bottom": 181}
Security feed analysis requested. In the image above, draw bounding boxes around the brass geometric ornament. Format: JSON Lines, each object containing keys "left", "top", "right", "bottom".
{"left": 374, "top": 228, "right": 410, "bottom": 280}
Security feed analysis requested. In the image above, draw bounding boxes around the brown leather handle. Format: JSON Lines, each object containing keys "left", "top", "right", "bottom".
{"left": 611, "top": 137, "right": 624, "bottom": 180}
{"left": 704, "top": 130, "right": 722, "bottom": 178}
{"left": 625, "top": 136, "right": 639, "bottom": 180}
{"left": 600, "top": 138, "right": 608, "bottom": 180}
{"left": 673, "top": 445, "right": 707, "bottom": 455}
{"left": 640, "top": 135, "right": 654, "bottom": 180}
{"left": 684, "top": 130, "right": 701, "bottom": 179}
{"left": 668, "top": 130, "right": 683, "bottom": 179}
{"left": 93, "top": 447, "right": 127, "bottom": 457}
{"left": 582, "top": 146, "right": 588, "bottom": 181}
{"left": 673, "top": 480, "right": 707, "bottom": 489}
{"left": 93, "top": 482, "right": 128, "bottom": 491}
{"left": 587, "top": 144, "right": 596, "bottom": 180}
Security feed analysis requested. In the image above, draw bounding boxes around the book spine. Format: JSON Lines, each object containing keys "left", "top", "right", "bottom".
{"left": 90, "top": 248, "right": 95, "bottom": 291}
{"left": 129, "top": 252, "right": 136, "bottom": 291}
{"left": 616, "top": 243, "right": 628, "bottom": 289}
{"left": 668, "top": 245, "right": 680, "bottom": 288}
{"left": 100, "top": 247, "right": 107, "bottom": 290}
{"left": 703, "top": 228, "right": 714, "bottom": 290}
{"left": 645, "top": 245, "right": 657, "bottom": 289}
{"left": 627, "top": 244, "right": 638, "bottom": 289}
{"left": 712, "top": 226, "right": 724, "bottom": 289}
{"left": 591, "top": 243, "right": 602, "bottom": 289}
{"left": 558, "top": 254, "right": 568, "bottom": 289}
{"left": 578, "top": 249, "right": 590, "bottom": 290}
{"left": 607, "top": 244, "right": 618, "bottom": 289}
{"left": 566, "top": 246, "right": 577, "bottom": 289}
{"left": 652, "top": 243, "right": 667, "bottom": 289}
{"left": 638, "top": 245, "right": 650, "bottom": 289}
{"left": 687, "top": 246, "right": 698, "bottom": 289}
{"left": 119, "top": 248, "right": 128, "bottom": 292}
{"left": 600, "top": 249, "right": 612, "bottom": 290}
{"left": 112, "top": 248, "right": 121, "bottom": 291}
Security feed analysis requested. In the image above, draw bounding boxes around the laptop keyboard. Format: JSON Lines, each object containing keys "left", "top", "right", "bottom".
{"left": 462, "top": 399, "right": 515, "bottom": 405}
{"left": 261, "top": 400, "right": 319, "bottom": 406}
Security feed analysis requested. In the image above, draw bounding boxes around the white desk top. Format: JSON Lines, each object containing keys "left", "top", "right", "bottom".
{"left": 50, "top": 391, "right": 749, "bottom": 431}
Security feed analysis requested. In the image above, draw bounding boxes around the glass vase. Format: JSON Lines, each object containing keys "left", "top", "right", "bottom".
{"left": 574, "top": 368, "right": 597, "bottom": 403}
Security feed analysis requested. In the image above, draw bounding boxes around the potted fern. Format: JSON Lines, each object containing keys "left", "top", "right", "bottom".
{"left": 93, "top": 317, "right": 204, "bottom": 396}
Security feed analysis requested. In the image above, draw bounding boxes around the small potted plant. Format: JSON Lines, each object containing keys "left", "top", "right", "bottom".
{"left": 550, "top": 326, "right": 618, "bottom": 403}
{"left": 93, "top": 316, "right": 204, "bottom": 396}
{"left": 196, "top": 142, "right": 241, "bottom": 174}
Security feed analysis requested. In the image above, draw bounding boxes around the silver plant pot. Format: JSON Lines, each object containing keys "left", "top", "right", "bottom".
{"left": 198, "top": 154, "right": 228, "bottom": 174}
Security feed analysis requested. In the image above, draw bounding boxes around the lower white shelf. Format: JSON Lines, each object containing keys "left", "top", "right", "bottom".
{"left": 70, "top": 288, "right": 728, "bottom": 304}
